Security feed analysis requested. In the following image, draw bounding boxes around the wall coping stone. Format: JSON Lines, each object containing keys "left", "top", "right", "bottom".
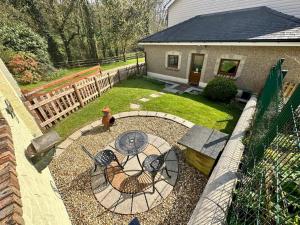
{"left": 187, "top": 95, "right": 257, "bottom": 225}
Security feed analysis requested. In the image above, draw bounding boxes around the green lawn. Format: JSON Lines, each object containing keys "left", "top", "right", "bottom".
{"left": 19, "top": 57, "right": 145, "bottom": 90}
{"left": 53, "top": 78, "right": 242, "bottom": 139}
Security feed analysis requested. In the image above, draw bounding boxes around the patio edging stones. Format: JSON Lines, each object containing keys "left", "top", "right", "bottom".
{"left": 56, "top": 111, "right": 195, "bottom": 156}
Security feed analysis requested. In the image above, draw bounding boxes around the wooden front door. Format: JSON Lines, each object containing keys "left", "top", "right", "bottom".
{"left": 189, "top": 54, "right": 204, "bottom": 86}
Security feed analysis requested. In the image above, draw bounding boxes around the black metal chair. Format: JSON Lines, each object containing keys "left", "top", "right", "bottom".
{"left": 142, "top": 152, "right": 171, "bottom": 194}
{"left": 81, "top": 145, "right": 123, "bottom": 184}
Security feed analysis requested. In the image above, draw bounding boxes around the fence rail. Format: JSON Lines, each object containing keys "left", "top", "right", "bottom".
{"left": 227, "top": 59, "right": 300, "bottom": 225}
{"left": 53, "top": 52, "right": 145, "bottom": 68}
{"left": 24, "top": 64, "right": 146, "bottom": 129}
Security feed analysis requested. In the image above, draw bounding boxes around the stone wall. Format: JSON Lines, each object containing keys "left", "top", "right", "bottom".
{"left": 187, "top": 95, "right": 257, "bottom": 225}
{"left": 144, "top": 45, "right": 300, "bottom": 93}
{"left": 0, "top": 113, "right": 24, "bottom": 225}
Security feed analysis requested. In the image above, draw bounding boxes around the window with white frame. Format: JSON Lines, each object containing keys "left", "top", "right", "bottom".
{"left": 218, "top": 59, "right": 240, "bottom": 77}
{"left": 214, "top": 54, "right": 246, "bottom": 79}
{"left": 168, "top": 55, "right": 179, "bottom": 68}
{"left": 165, "top": 51, "right": 181, "bottom": 70}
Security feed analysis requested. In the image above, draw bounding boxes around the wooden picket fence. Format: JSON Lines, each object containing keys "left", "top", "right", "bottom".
{"left": 24, "top": 63, "right": 146, "bottom": 129}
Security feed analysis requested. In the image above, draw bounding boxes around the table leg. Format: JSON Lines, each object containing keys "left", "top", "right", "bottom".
{"left": 122, "top": 155, "right": 130, "bottom": 167}
{"left": 136, "top": 154, "right": 143, "bottom": 171}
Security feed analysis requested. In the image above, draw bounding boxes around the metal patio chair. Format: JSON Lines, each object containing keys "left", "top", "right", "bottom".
{"left": 81, "top": 145, "right": 123, "bottom": 184}
{"left": 142, "top": 151, "right": 171, "bottom": 194}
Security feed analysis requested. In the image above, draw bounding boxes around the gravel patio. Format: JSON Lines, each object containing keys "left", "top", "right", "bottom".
{"left": 49, "top": 116, "right": 207, "bottom": 225}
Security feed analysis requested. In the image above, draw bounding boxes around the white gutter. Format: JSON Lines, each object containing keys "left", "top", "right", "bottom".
{"left": 139, "top": 42, "right": 300, "bottom": 47}
{"left": 164, "top": 0, "right": 175, "bottom": 10}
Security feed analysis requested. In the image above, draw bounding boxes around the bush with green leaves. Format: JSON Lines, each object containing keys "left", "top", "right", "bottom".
{"left": 0, "top": 24, "right": 50, "bottom": 63}
{"left": 203, "top": 77, "right": 238, "bottom": 102}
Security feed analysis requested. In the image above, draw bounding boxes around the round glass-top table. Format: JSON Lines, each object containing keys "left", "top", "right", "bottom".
{"left": 115, "top": 130, "right": 148, "bottom": 168}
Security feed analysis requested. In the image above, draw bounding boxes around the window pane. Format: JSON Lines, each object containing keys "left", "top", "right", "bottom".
{"left": 168, "top": 55, "right": 179, "bottom": 68}
{"left": 192, "top": 54, "right": 204, "bottom": 72}
{"left": 219, "top": 59, "right": 240, "bottom": 76}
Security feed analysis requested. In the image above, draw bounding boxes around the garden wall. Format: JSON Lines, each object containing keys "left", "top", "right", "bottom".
{"left": 187, "top": 95, "right": 257, "bottom": 225}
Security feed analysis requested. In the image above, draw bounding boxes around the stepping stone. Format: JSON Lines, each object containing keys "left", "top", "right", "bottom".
{"left": 139, "top": 98, "right": 150, "bottom": 102}
{"left": 130, "top": 103, "right": 140, "bottom": 109}
{"left": 149, "top": 93, "right": 160, "bottom": 98}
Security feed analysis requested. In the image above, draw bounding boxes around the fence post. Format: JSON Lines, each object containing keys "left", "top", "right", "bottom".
{"left": 72, "top": 84, "right": 84, "bottom": 107}
{"left": 93, "top": 76, "right": 101, "bottom": 95}
{"left": 107, "top": 73, "right": 112, "bottom": 88}
{"left": 117, "top": 70, "right": 121, "bottom": 82}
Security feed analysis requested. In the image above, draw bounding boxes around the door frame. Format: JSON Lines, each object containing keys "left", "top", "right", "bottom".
{"left": 186, "top": 50, "right": 208, "bottom": 86}
{"left": 188, "top": 53, "right": 205, "bottom": 85}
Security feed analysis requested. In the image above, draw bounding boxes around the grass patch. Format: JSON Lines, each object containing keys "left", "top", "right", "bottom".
{"left": 19, "top": 58, "right": 145, "bottom": 91}
{"left": 53, "top": 78, "right": 242, "bottom": 139}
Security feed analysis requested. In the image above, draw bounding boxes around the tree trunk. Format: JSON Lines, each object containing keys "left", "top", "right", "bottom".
{"left": 82, "top": 0, "right": 98, "bottom": 60}
{"left": 59, "top": 32, "right": 73, "bottom": 63}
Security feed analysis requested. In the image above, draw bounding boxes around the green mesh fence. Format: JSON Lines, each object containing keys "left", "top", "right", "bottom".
{"left": 227, "top": 59, "right": 300, "bottom": 225}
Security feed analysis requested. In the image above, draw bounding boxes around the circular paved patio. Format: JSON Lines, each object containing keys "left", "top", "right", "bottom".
{"left": 91, "top": 134, "right": 178, "bottom": 214}
{"left": 50, "top": 112, "right": 208, "bottom": 225}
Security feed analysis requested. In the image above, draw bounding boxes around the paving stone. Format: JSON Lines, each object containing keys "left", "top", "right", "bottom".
{"left": 113, "top": 114, "right": 121, "bottom": 119}
{"left": 147, "top": 134, "right": 158, "bottom": 145}
{"left": 154, "top": 180, "right": 173, "bottom": 199}
{"left": 94, "top": 185, "right": 114, "bottom": 202}
{"left": 57, "top": 138, "right": 73, "bottom": 149}
{"left": 139, "top": 98, "right": 150, "bottom": 102}
{"left": 152, "top": 137, "right": 165, "bottom": 149}
{"left": 100, "top": 188, "right": 121, "bottom": 210}
{"left": 149, "top": 93, "right": 160, "bottom": 98}
{"left": 138, "top": 111, "right": 148, "bottom": 116}
{"left": 164, "top": 114, "right": 177, "bottom": 121}
{"left": 80, "top": 124, "right": 93, "bottom": 134}
{"left": 147, "top": 111, "right": 157, "bottom": 117}
{"left": 156, "top": 112, "right": 167, "bottom": 118}
{"left": 172, "top": 116, "right": 184, "bottom": 124}
{"left": 54, "top": 148, "right": 65, "bottom": 158}
{"left": 114, "top": 193, "right": 133, "bottom": 214}
{"left": 91, "top": 120, "right": 102, "bottom": 128}
{"left": 130, "top": 103, "right": 141, "bottom": 110}
{"left": 68, "top": 130, "right": 82, "bottom": 140}
{"left": 181, "top": 120, "right": 195, "bottom": 128}
{"left": 158, "top": 142, "right": 171, "bottom": 153}
{"left": 91, "top": 174, "right": 106, "bottom": 191}
{"left": 132, "top": 193, "right": 149, "bottom": 214}
{"left": 118, "top": 112, "right": 130, "bottom": 118}
{"left": 163, "top": 87, "right": 179, "bottom": 94}
{"left": 144, "top": 188, "right": 163, "bottom": 210}
{"left": 127, "top": 111, "right": 139, "bottom": 117}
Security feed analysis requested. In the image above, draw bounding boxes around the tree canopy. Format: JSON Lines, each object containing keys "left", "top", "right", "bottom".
{"left": 0, "top": 0, "right": 167, "bottom": 65}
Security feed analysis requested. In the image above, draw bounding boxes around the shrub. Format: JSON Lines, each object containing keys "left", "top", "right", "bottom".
{"left": 203, "top": 77, "right": 238, "bottom": 102}
{"left": 0, "top": 24, "right": 50, "bottom": 63}
{"left": 7, "top": 53, "right": 41, "bottom": 84}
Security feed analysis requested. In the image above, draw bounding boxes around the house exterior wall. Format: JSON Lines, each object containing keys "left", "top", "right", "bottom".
{"left": 168, "top": 0, "right": 300, "bottom": 27}
{"left": 144, "top": 45, "right": 300, "bottom": 93}
{"left": 0, "top": 60, "right": 72, "bottom": 225}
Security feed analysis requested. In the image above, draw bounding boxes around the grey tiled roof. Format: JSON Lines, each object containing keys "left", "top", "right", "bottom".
{"left": 140, "top": 6, "right": 300, "bottom": 43}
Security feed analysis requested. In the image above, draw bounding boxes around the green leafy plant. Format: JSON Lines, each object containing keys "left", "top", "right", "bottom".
{"left": 0, "top": 24, "right": 50, "bottom": 63}
{"left": 203, "top": 77, "right": 238, "bottom": 102}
